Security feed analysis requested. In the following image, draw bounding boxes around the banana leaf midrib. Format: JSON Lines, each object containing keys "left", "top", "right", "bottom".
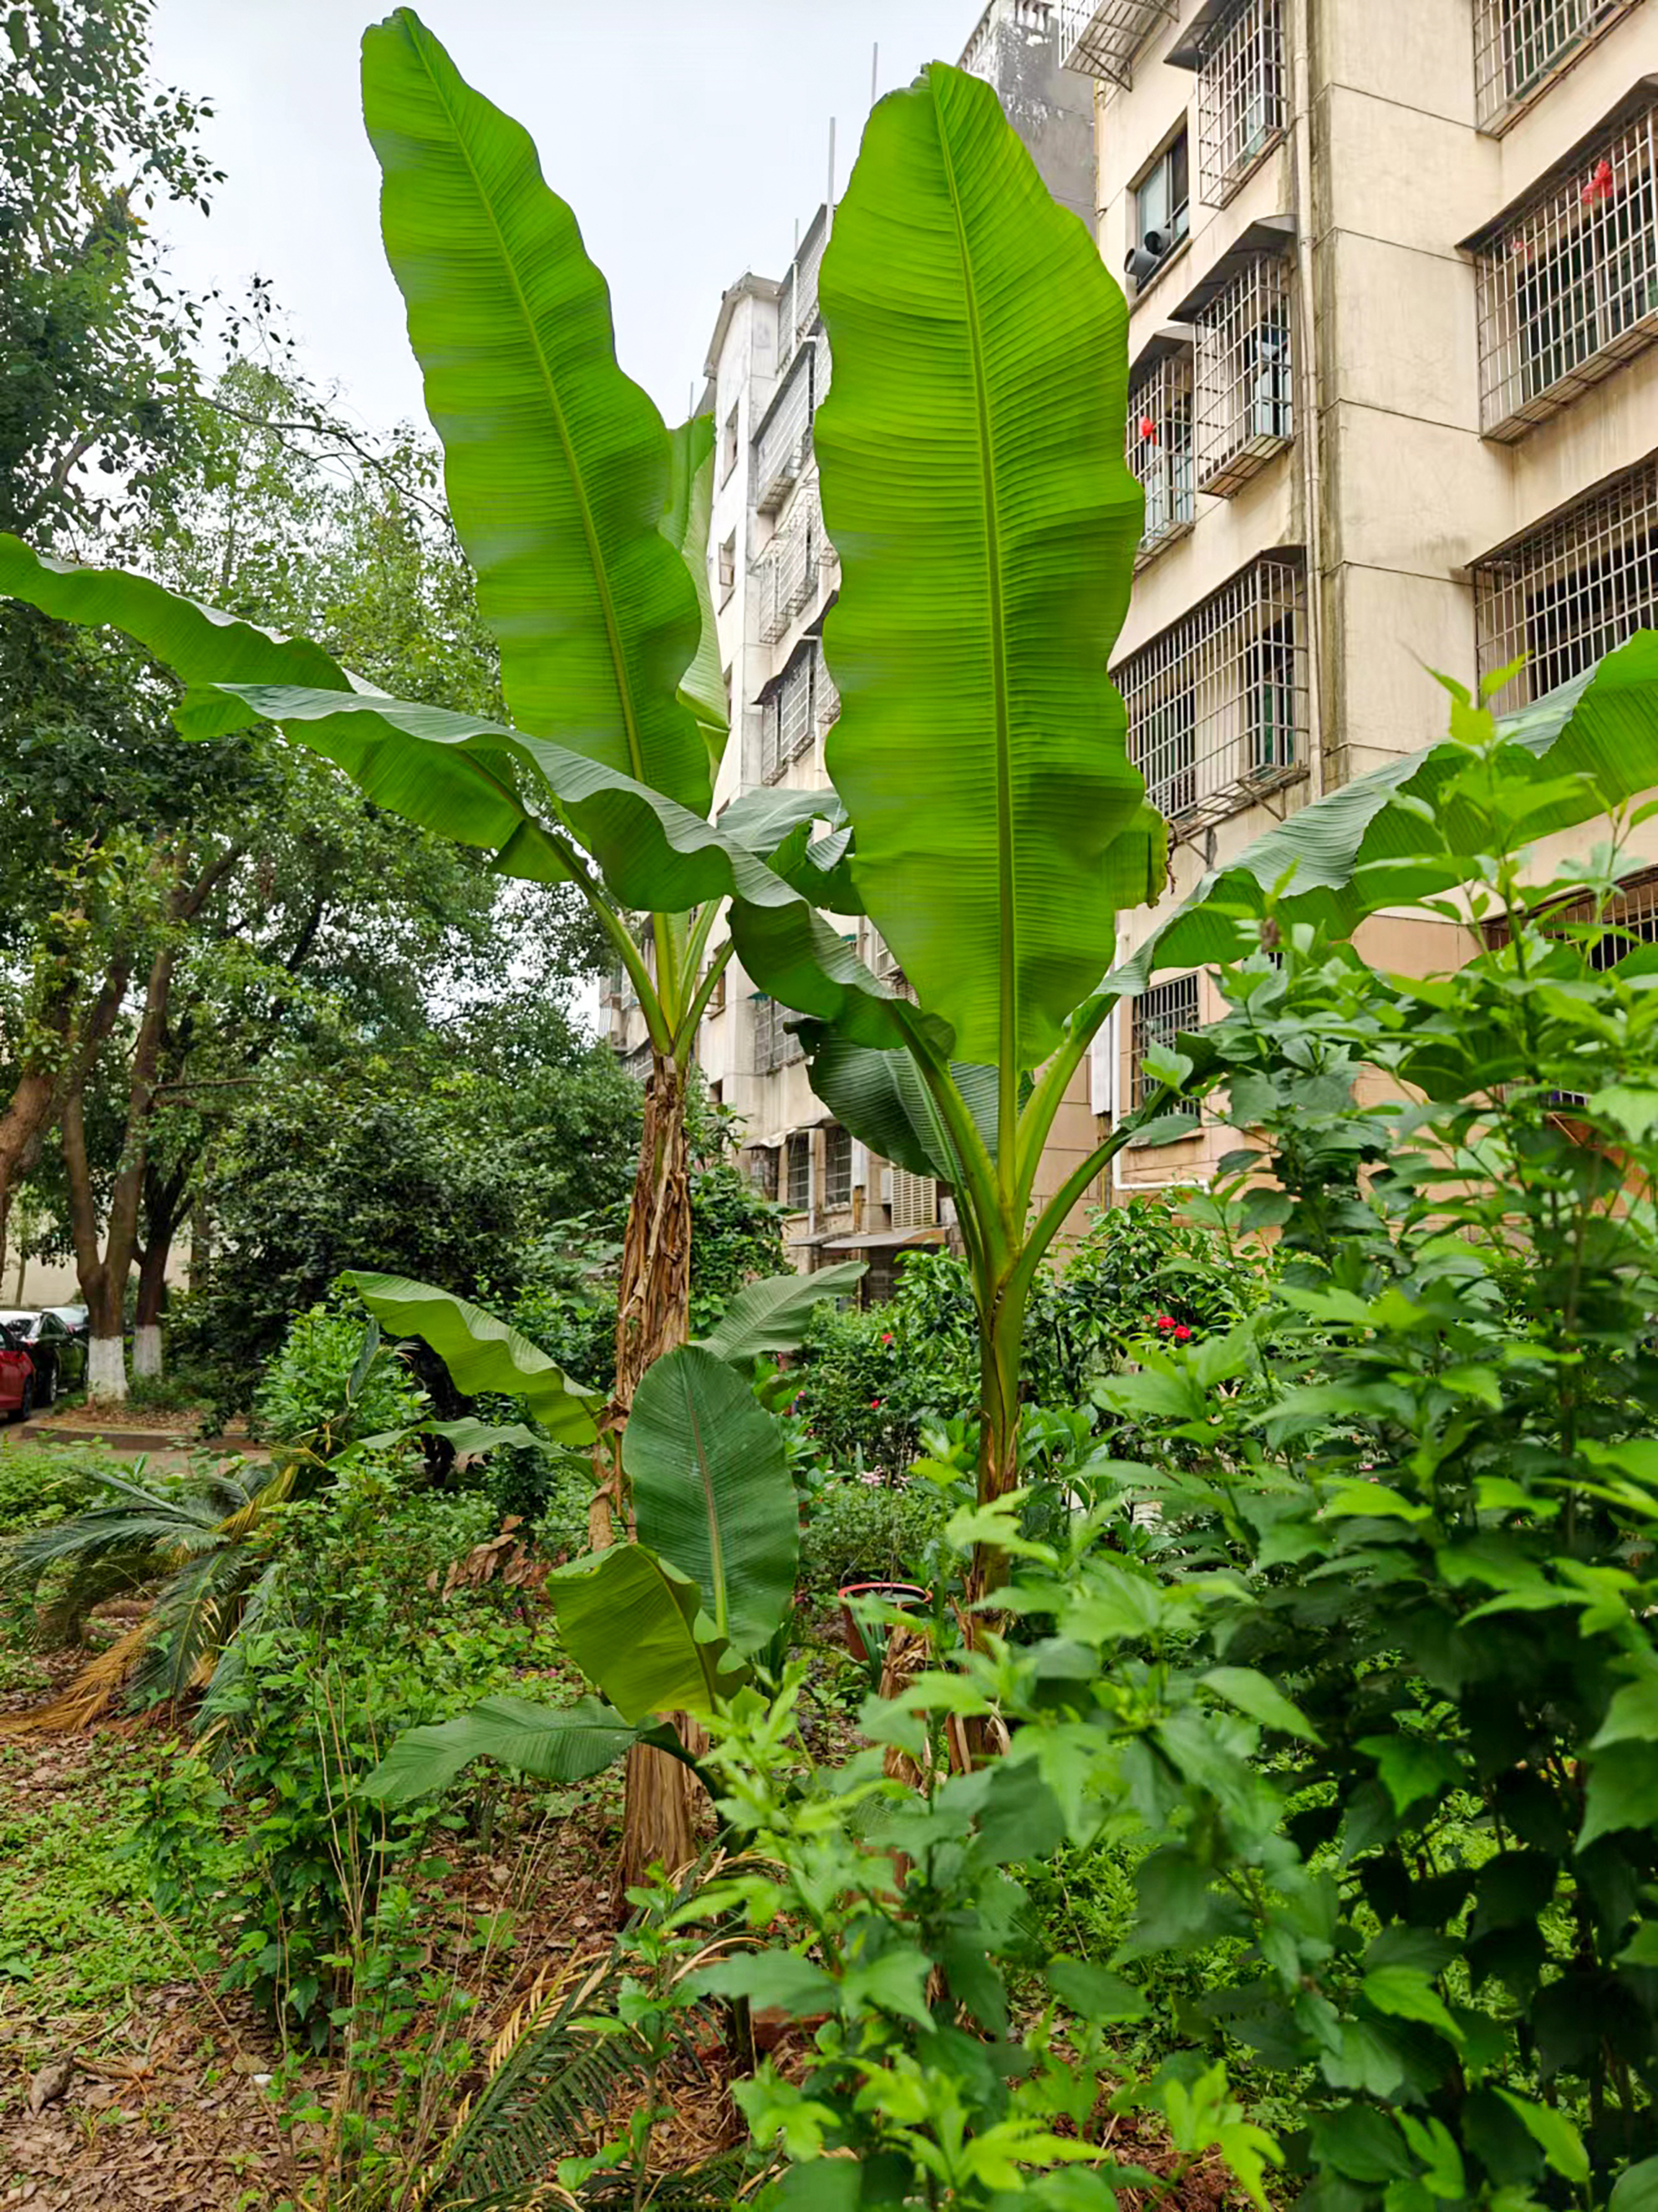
{"left": 932, "top": 77, "right": 1019, "bottom": 1129}
{"left": 400, "top": 13, "right": 650, "bottom": 789}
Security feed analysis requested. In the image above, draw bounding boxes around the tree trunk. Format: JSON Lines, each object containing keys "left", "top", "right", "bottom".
{"left": 596, "top": 1055, "right": 701, "bottom": 1899}
{"left": 964, "top": 1284, "right": 1025, "bottom": 1624}
{"left": 64, "top": 946, "right": 178, "bottom": 1406}
{"left": 134, "top": 1159, "right": 188, "bottom": 1381}
{"left": 0, "top": 953, "right": 131, "bottom": 1240}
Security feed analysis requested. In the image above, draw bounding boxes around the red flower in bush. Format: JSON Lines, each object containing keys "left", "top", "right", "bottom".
{"left": 870, "top": 1398, "right": 882, "bottom": 1411}
{"left": 1155, "top": 1314, "right": 1177, "bottom": 1331}
{"left": 881, "top": 1332, "right": 894, "bottom": 1345}
{"left": 1172, "top": 1325, "right": 1193, "bottom": 1342}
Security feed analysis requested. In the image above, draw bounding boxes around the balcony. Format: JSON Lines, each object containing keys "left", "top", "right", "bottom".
{"left": 1127, "top": 338, "right": 1196, "bottom": 562}
{"left": 1175, "top": 236, "right": 1294, "bottom": 497}
{"left": 1115, "top": 552, "right": 1309, "bottom": 837}
{"left": 1468, "top": 89, "right": 1658, "bottom": 440}
{"left": 1474, "top": 0, "right": 1641, "bottom": 132}
{"left": 760, "top": 641, "right": 818, "bottom": 783}
{"left": 754, "top": 486, "right": 826, "bottom": 647}
{"left": 753, "top": 341, "right": 818, "bottom": 515}
{"left": 1472, "top": 455, "right": 1658, "bottom": 714}
{"left": 1053, "top": 0, "right": 1177, "bottom": 84}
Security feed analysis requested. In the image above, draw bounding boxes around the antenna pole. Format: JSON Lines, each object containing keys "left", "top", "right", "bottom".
{"left": 871, "top": 42, "right": 878, "bottom": 104}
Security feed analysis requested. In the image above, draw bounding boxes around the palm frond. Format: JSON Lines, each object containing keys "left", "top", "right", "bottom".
{"left": 0, "top": 1620, "right": 157, "bottom": 1734}
{"left": 195, "top": 1559, "right": 283, "bottom": 1743}
{"left": 131, "top": 1543, "right": 270, "bottom": 1709}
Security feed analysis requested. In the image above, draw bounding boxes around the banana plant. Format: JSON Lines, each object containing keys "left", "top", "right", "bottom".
{"left": 359, "top": 1336, "right": 799, "bottom": 1813}
{"left": 720, "top": 62, "right": 1178, "bottom": 1607}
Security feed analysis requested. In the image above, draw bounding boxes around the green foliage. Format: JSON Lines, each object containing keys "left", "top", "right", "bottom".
{"left": 252, "top": 1292, "right": 426, "bottom": 1448}
{"left": 0, "top": 1439, "right": 121, "bottom": 1533}
{"left": 797, "top": 1475, "right": 954, "bottom": 1600}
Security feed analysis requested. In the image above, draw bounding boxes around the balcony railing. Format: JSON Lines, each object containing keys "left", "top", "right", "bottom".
{"left": 1185, "top": 0, "right": 1285, "bottom": 206}
{"left": 1127, "top": 343, "right": 1195, "bottom": 562}
{"left": 1193, "top": 251, "right": 1293, "bottom": 496}
{"left": 1470, "top": 94, "right": 1658, "bottom": 439}
{"left": 1053, "top": 0, "right": 1177, "bottom": 84}
{"left": 1472, "top": 454, "right": 1658, "bottom": 714}
{"left": 1473, "top": 0, "right": 1640, "bottom": 131}
{"left": 754, "top": 341, "right": 817, "bottom": 515}
{"left": 760, "top": 645, "right": 816, "bottom": 783}
{"left": 1130, "top": 973, "right": 1203, "bottom": 1120}
{"left": 754, "top": 485, "right": 824, "bottom": 647}
{"left": 1115, "top": 552, "right": 1309, "bottom": 836}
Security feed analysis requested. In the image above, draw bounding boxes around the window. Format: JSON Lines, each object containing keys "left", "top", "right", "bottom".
{"left": 750, "top": 1146, "right": 779, "bottom": 1202}
{"left": 755, "top": 485, "right": 824, "bottom": 646}
{"left": 1471, "top": 96, "right": 1658, "bottom": 439}
{"left": 717, "top": 532, "right": 736, "bottom": 605}
{"left": 752, "top": 994, "right": 806, "bottom": 1072}
{"left": 1115, "top": 553, "right": 1308, "bottom": 834}
{"left": 824, "top": 1123, "right": 853, "bottom": 1208}
{"left": 707, "top": 964, "right": 727, "bottom": 1016}
{"left": 1127, "top": 345, "right": 1195, "bottom": 562}
{"left": 760, "top": 642, "right": 820, "bottom": 782}
{"left": 1473, "top": 0, "right": 1640, "bottom": 131}
{"left": 1472, "top": 455, "right": 1658, "bottom": 712}
{"left": 1130, "top": 974, "right": 1202, "bottom": 1119}
{"left": 720, "top": 405, "right": 740, "bottom": 485}
{"left": 1135, "top": 130, "right": 1190, "bottom": 259}
{"left": 754, "top": 343, "right": 817, "bottom": 514}
{"left": 1193, "top": 0, "right": 1284, "bottom": 206}
{"left": 1193, "top": 253, "right": 1293, "bottom": 496}
{"left": 786, "top": 1132, "right": 812, "bottom": 1212}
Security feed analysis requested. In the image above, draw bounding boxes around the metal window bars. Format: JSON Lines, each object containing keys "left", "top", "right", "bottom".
{"left": 1130, "top": 974, "right": 1202, "bottom": 1116}
{"left": 781, "top": 218, "right": 827, "bottom": 374}
{"left": 785, "top": 1132, "right": 813, "bottom": 1211}
{"left": 748, "top": 1145, "right": 779, "bottom": 1202}
{"left": 1194, "top": 252, "right": 1294, "bottom": 496}
{"left": 1472, "top": 454, "right": 1658, "bottom": 712}
{"left": 1196, "top": 0, "right": 1284, "bottom": 206}
{"left": 752, "top": 995, "right": 806, "bottom": 1075}
{"left": 1471, "top": 97, "right": 1658, "bottom": 439}
{"left": 1054, "top": 0, "right": 1178, "bottom": 84}
{"left": 754, "top": 342, "right": 817, "bottom": 515}
{"left": 760, "top": 643, "right": 820, "bottom": 783}
{"left": 1473, "top": 0, "right": 1640, "bottom": 131}
{"left": 755, "top": 483, "right": 823, "bottom": 648}
{"left": 1127, "top": 346, "right": 1196, "bottom": 562}
{"left": 823, "top": 1122, "right": 853, "bottom": 1208}
{"left": 815, "top": 644, "right": 841, "bottom": 740}
{"left": 1492, "top": 867, "right": 1658, "bottom": 967}
{"left": 1116, "top": 552, "right": 1309, "bottom": 835}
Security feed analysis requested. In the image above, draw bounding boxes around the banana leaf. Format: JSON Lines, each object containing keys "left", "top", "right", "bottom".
{"left": 347, "top": 1272, "right": 601, "bottom": 1445}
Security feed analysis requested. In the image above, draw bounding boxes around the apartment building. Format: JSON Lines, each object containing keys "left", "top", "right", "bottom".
{"left": 1058, "top": 0, "right": 1658, "bottom": 1192}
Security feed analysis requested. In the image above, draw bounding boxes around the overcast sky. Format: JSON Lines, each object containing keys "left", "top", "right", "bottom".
{"left": 147, "top": 0, "right": 979, "bottom": 436}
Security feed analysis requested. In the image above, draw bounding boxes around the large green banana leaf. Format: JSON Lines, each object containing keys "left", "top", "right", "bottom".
{"left": 548, "top": 1545, "right": 739, "bottom": 1722}
{"left": 814, "top": 60, "right": 1147, "bottom": 1070}
{"left": 359, "top": 1693, "right": 686, "bottom": 1805}
{"left": 0, "top": 536, "right": 573, "bottom": 883}
{"left": 348, "top": 1272, "right": 601, "bottom": 1444}
{"left": 362, "top": 9, "right": 709, "bottom": 815}
{"left": 663, "top": 414, "right": 730, "bottom": 777}
{"left": 1112, "top": 633, "right": 1658, "bottom": 989}
{"left": 623, "top": 1346, "right": 798, "bottom": 1653}
{"left": 694, "top": 1262, "right": 867, "bottom": 1366}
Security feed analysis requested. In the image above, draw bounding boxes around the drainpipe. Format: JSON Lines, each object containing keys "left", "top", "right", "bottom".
{"left": 1289, "top": 0, "right": 1329, "bottom": 801}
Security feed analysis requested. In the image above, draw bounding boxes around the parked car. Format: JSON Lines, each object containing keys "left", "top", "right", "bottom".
{"left": 0, "top": 1309, "right": 86, "bottom": 1404}
{"left": 0, "top": 1322, "right": 35, "bottom": 1420}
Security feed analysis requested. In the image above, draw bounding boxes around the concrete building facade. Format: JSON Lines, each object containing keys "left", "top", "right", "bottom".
{"left": 1060, "top": 0, "right": 1658, "bottom": 1192}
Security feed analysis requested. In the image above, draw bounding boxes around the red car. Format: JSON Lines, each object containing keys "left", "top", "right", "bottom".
{"left": 0, "top": 1322, "right": 37, "bottom": 1420}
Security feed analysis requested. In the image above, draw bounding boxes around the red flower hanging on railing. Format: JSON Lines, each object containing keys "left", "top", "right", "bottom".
{"left": 1581, "top": 158, "right": 1615, "bottom": 207}
{"left": 1138, "top": 414, "right": 1158, "bottom": 443}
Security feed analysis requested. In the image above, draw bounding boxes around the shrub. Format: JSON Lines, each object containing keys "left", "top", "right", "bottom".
{"left": 798, "top": 1472, "right": 954, "bottom": 1598}
{"left": 252, "top": 1289, "right": 426, "bottom": 1450}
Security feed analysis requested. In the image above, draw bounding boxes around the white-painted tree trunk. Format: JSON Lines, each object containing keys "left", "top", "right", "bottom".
{"left": 87, "top": 1335, "right": 128, "bottom": 1402}
{"left": 132, "top": 1324, "right": 162, "bottom": 1379}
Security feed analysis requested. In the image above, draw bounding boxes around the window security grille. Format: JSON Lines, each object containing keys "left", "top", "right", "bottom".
{"left": 1196, "top": 0, "right": 1284, "bottom": 206}
{"left": 1116, "top": 554, "right": 1307, "bottom": 834}
{"left": 620, "top": 1040, "right": 654, "bottom": 1082}
{"left": 1493, "top": 868, "right": 1658, "bottom": 969}
{"left": 755, "top": 484, "right": 823, "bottom": 647}
{"left": 760, "top": 645, "right": 820, "bottom": 783}
{"left": 1128, "top": 348, "right": 1195, "bottom": 562}
{"left": 749, "top": 1146, "right": 779, "bottom": 1202}
{"left": 786, "top": 1132, "right": 813, "bottom": 1212}
{"left": 1472, "top": 455, "right": 1658, "bottom": 713}
{"left": 1054, "top": 0, "right": 1178, "bottom": 83}
{"left": 816, "top": 646, "right": 841, "bottom": 739}
{"left": 752, "top": 995, "right": 806, "bottom": 1075}
{"left": 1473, "top": 0, "right": 1640, "bottom": 132}
{"left": 1194, "top": 253, "right": 1293, "bottom": 496}
{"left": 754, "top": 344, "right": 817, "bottom": 515}
{"left": 1130, "top": 974, "right": 1202, "bottom": 1117}
{"left": 824, "top": 1122, "right": 853, "bottom": 1208}
{"left": 1472, "top": 97, "right": 1658, "bottom": 438}
{"left": 785, "top": 224, "right": 826, "bottom": 365}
